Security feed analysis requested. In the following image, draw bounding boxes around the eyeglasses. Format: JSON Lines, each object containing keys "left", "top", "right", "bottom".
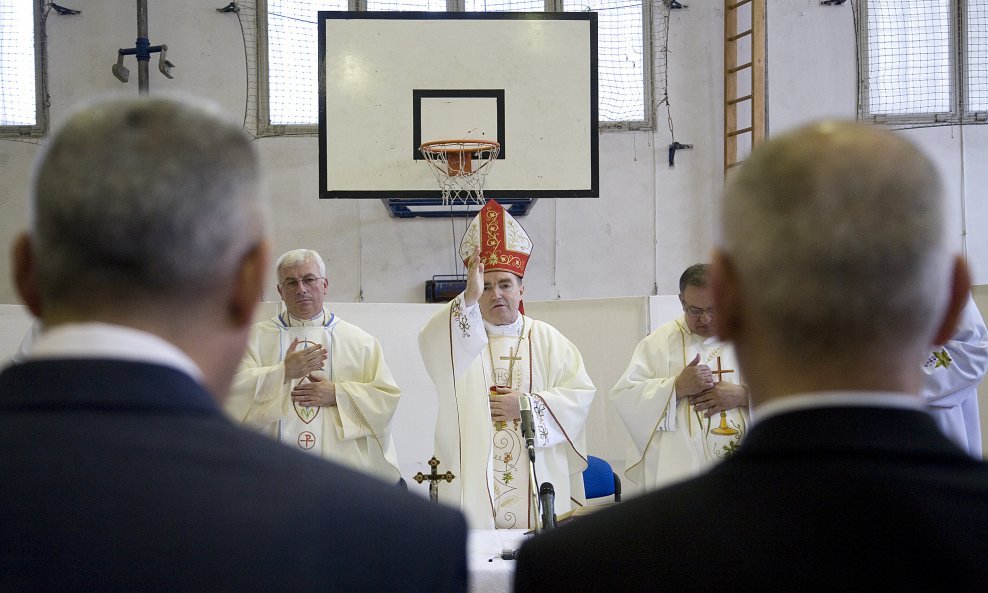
{"left": 683, "top": 304, "right": 714, "bottom": 318}
{"left": 279, "top": 276, "right": 324, "bottom": 290}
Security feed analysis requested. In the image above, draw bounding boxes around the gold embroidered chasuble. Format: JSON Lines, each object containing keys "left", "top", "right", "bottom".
{"left": 419, "top": 294, "right": 596, "bottom": 529}
{"left": 485, "top": 318, "right": 567, "bottom": 529}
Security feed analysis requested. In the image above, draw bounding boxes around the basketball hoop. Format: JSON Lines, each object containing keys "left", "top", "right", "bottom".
{"left": 419, "top": 139, "right": 500, "bottom": 206}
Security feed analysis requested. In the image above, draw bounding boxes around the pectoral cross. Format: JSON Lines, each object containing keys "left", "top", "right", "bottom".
{"left": 500, "top": 346, "right": 522, "bottom": 362}
{"left": 710, "top": 356, "right": 740, "bottom": 436}
{"left": 413, "top": 456, "right": 456, "bottom": 503}
{"left": 711, "top": 356, "right": 734, "bottom": 382}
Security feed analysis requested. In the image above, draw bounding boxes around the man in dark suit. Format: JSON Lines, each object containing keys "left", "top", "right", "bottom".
{"left": 515, "top": 121, "right": 988, "bottom": 591}
{"left": 0, "top": 96, "right": 467, "bottom": 592}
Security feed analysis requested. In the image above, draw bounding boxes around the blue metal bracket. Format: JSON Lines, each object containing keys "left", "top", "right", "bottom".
{"left": 382, "top": 198, "right": 536, "bottom": 219}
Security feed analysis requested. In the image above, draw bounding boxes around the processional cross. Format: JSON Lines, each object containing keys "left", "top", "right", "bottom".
{"left": 709, "top": 356, "right": 740, "bottom": 436}
{"left": 413, "top": 456, "right": 456, "bottom": 503}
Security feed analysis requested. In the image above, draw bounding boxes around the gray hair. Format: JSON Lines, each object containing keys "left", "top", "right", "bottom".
{"left": 30, "top": 95, "right": 264, "bottom": 309}
{"left": 679, "top": 264, "right": 708, "bottom": 294}
{"left": 720, "top": 121, "right": 951, "bottom": 358}
{"left": 276, "top": 249, "right": 326, "bottom": 278}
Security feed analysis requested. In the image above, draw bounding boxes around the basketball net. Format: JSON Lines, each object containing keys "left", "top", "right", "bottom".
{"left": 420, "top": 140, "right": 500, "bottom": 206}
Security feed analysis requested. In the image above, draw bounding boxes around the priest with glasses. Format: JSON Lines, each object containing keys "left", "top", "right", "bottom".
{"left": 227, "top": 249, "right": 403, "bottom": 484}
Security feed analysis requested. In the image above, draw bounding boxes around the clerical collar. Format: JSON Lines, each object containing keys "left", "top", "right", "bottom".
{"left": 677, "top": 318, "right": 719, "bottom": 344}
{"left": 485, "top": 314, "right": 524, "bottom": 337}
{"left": 279, "top": 308, "right": 332, "bottom": 328}
{"left": 675, "top": 318, "right": 694, "bottom": 335}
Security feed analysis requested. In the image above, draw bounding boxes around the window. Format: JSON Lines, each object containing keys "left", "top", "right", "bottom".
{"left": 564, "top": 0, "right": 646, "bottom": 123}
{"left": 857, "top": 0, "right": 988, "bottom": 126}
{"left": 259, "top": 0, "right": 649, "bottom": 134}
{"left": 464, "top": 0, "right": 545, "bottom": 11}
{"left": 262, "top": 0, "right": 348, "bottom": 131}
{"left": 367, "top": 0, "right": 447, "bottom": 11}
{"left": 0, "top": 0, "right": 44, "bottom": 137}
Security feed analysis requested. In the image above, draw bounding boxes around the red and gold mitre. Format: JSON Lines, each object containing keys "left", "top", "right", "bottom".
{"left": 459, "top": 200, "right": 532, "bottom": 277}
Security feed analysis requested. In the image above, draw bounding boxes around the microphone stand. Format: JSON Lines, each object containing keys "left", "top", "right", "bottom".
{"left": 527, "top": 442, "right": 542, "bottom": 534}
{"left": 520, "top": 395, "right": 556, "bottom": 533}
{"left": 520, "top": 395, "right": 543, "bottom": 533}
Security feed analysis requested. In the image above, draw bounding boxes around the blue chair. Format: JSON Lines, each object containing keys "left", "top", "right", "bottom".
{"left": 582, "top": 455, "right": 621, "bottom": 502}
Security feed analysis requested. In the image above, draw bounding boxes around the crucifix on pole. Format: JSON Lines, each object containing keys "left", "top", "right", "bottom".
{"left": 413, "top": 456, "right": 456, "bottom": 503}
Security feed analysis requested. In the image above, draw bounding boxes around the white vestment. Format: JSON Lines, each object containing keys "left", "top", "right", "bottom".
{"left": 610, "top": 316, "right": 749, "bottom": 492}
{"left": 921, "top": 297, "right": 988, "bottom": 458}
{"left": 226, "top": 308, "right": 402, "bottom": 482}
{"left": 419, "top": 294, "right": 595, "bottom": 529}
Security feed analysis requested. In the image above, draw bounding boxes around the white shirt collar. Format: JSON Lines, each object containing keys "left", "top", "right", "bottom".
{"left": 753, "top": 391, "right": 924, "bottom": 425}
{"left": 27, "top": 322, "right": 204, "bottom": 381}
{"left": 485, "top": 314, "right": 525, "bottom": 337}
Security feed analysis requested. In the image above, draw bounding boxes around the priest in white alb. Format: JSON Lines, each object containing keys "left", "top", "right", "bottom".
{"left": 920, "top": 295, "right": 988, "bottom": 458}
{"left": 610, "top": 264, "right": 750, "bottom": 492}
{"left": 419, "top": 200, "right": 596, "bottom": 529}
{"left": 226, "top": 249, "right": 402, "bottom": 483}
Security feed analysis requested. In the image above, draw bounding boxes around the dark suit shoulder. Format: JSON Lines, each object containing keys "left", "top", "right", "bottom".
{"left": 0, "top": 361, "right": 467, "bottom": 593}
{"left": 516, "top": 409, "right": 988, "bottom": 593}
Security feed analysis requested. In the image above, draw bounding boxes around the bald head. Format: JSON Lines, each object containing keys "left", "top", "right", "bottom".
{"left": 714, "top": 121, "right": 967, "bottom": 395}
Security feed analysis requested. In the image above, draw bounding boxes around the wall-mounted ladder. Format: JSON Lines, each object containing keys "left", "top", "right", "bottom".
{"left": 724, "top": 0, "right": 766, "bottom": 173}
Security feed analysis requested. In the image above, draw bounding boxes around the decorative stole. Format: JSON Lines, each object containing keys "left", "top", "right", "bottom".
{"left": 677, "top": 321, "right": 746, "bottom": 461}
{"left": 484, "top": 316, "right": 533, "bottom": 529}
{"left": 276, "top": 310, "right": 336, "bottom": 456}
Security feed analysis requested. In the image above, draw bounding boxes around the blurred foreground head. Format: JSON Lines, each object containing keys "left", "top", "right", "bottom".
{"left": 13, "top": 95, "right": 269, "bottom": 396}
{"left": 712, "top": 121, "right": 968, "bottom": 397}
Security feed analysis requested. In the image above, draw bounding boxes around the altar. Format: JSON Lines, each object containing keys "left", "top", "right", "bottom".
{"left": 468, "top": 529, "right": 530, "bottom": 593}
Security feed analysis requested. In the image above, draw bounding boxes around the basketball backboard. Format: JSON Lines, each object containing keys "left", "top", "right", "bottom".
{"left": 318, "top": 11, "right": 598, "bottom": 202}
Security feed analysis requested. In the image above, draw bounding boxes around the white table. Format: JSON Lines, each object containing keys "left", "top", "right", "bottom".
{"left": 468, "top": 529, "right": 531, "bottom": 593}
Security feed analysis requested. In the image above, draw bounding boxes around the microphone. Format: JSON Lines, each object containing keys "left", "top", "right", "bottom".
{"left": 539, "top": 482, "right": 556, "bottom": 531}
{"left": 519, "top": 394, "right": 536, "bottom": 460}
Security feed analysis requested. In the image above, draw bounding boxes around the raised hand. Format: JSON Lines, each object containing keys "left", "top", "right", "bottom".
{"left": 464, "top": 249, "right": 485, "bottom": 308}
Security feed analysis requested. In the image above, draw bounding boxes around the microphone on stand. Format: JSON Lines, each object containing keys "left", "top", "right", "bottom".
{"left": 539, "top": 482, "right": 556, "bottom": 531}
{"left": 519, "top": 394, "right": 536, "bottom": 461}
{"left": 519, "top": 394, "right": 542, "bottom": 532}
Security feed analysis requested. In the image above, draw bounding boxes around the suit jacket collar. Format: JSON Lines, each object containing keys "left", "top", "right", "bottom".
{"left": 0, "top": 359, "right": 222, "bottom": 416}
{"left": 737, "top": 406, "right": 966, "bottom": 459}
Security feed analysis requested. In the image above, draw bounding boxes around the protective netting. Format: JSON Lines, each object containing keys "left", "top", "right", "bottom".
{"left": 0, "top": 1, "right": 36, "bottom": 126}
{"left": 265, "top": 0, "right": 347, "bottom": 131}
{"left": 855, "top": 0, "right": 988, "bottom": 127}
{"left": 565, "top": 0, "right": 646, "bottom": 122}
{"left": 464, "top": 0, "right": 546, "bottom": 11}
{"left": 0, "top": 0, "right": 46, "bottom": 142}
{"left": 233, "top": 0, "right": 672, "bottom": 133}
